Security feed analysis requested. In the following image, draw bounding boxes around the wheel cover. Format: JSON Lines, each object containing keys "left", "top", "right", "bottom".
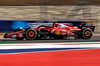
{"left": 28, "top": 31, "right": 35, "bottom": 38}
{"left": 85, "top": 30, "right": 91, "bottom": 37}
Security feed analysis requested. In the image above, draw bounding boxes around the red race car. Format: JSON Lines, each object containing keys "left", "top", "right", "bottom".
{"left": 4, "top": 22, "right": 95, "bottom": 40}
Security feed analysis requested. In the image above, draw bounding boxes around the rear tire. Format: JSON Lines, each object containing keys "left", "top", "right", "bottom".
{"left": 82, "top": 28, "right": 93, "bottom": 39}
{"left": 24, "top": 28, "right": 37, "bottom": 40}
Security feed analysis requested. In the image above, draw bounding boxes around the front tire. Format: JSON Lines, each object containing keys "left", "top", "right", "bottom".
{"left": 24, "top": 28, "right": 37, "bottom": 40}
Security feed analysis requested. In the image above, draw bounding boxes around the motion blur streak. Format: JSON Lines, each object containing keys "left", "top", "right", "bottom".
{"left": 0, "top": 42, "right": 99, "bottom": 66}
{"left": 11, "top": 21, "right": 28, "bottom": 30}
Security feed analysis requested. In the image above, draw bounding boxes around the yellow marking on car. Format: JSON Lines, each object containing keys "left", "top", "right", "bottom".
{"left": 38, "top": 29, "right": 40, "bottom": 31}
{"left": 51, "top": 29, "right": 55, "bottom": 33}
{"left": 74, "top": 26, "right": 78, "bottom": 28}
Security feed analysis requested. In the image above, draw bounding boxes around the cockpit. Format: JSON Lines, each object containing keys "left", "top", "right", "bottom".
{"left": 54, "top": 23, "right": 65, "bottom": 28}
{"left": 60, "top": 24, "right": 65, "bottom": 28}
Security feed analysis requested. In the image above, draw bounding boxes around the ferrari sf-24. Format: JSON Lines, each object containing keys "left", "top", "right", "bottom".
{"left": 4, "top": 22, "right": 95, "bottom": 40}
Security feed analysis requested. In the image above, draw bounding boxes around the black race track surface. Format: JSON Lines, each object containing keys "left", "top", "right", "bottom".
{"left": 0, "top": 36, "right": 100, "bottom": 44}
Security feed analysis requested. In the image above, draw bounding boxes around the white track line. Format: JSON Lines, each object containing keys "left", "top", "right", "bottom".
{"left": 0, "top": 42, "right": 100, "bottom": 45}
{"left": 0, "top": 42, "right": 100, "bottom": 50}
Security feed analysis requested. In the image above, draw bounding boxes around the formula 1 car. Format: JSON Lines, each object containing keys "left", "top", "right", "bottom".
{"left": 4, "top": 22, "right": 95, "bottom": 40}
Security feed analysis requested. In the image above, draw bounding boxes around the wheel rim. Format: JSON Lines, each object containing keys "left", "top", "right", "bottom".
{"left": 28, "top": 31, "right": 35, "bottom": 38}
{"left": 85, "top": 30, "right": 91, "bottom": 37}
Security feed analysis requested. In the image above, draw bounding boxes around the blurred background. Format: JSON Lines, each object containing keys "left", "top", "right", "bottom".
{"left": 0, "top": 0, "right": 100, "bottom": 38}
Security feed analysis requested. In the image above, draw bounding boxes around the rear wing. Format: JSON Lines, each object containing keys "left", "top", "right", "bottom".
{"left": 82, "top": 25, "right": 95, "bottom": 32}
{"left": 79, "top": 23, "right": 95, "bottom": 32}
{"left": 80, "top": 20, "right": 95, "bottom": 32}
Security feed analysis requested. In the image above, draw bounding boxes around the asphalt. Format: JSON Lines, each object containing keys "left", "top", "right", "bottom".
{"left": 0, "top": 36, "right": 100, "bottom": 44}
